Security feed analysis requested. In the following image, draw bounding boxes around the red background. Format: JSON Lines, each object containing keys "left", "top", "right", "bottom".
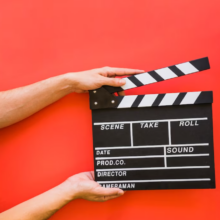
{"left": 0, "top": 0, "right": 219, "bottom": 219}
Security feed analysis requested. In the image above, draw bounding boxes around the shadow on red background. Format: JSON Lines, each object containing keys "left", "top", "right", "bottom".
{"left": 0, "top": 1, "right": 219, "bottom": 219}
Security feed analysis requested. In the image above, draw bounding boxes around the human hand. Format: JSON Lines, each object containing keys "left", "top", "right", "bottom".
{"left": 66, "top": 67, "right": 145, "bottom": 93}
{"left": 60, "top": 171, "right": 124, "bottom": 202}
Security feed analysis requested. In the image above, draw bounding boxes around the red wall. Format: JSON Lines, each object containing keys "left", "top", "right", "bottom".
{"left": 0, "top": 1, "right": 219, "bottom": 219}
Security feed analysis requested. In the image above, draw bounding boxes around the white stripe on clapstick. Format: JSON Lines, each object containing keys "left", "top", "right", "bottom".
{"left": 121, "top": 78, "right": 136, "bottom": 90}
{"left": 117, "top": 95, "right": 137, "bottom": 108}
{"left": 159, "top": 93, "right": 179, "bottom": 106}
{"left": 180, "top": 92, "right": 201, "bottom": 105}
{"left": 135, "top": 72, "right": 157, "bottom": 85}
{"left": 155, "top": 67, "right": 177, "bottom": 80}
{"left": 138, "top": 94, "right": 158, "bottom": 107}
{"left": 176, "top": 62, "right": 199, "bottom": 75}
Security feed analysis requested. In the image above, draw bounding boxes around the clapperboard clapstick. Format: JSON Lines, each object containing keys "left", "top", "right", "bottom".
{"left": 89, "top": 57, "right": 215, "bottom": 190}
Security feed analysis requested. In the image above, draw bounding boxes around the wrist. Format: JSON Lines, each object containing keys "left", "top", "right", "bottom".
{"left": 55, "top": 179, "right": 79, "bottom": 202}
{"left": 62, "top": 72, "right": 79, "bottom": 93}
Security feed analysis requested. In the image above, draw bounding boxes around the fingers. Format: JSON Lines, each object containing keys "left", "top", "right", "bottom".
{"left": 96, "top": 194, "right": 122, "bottom": 202}
{"left": 100, "top": 77, "right": 126, "bottom": 87}
{"left": 95, "top": 189, "right": 125, "bottom": 202}
{"left": 104, "top": 194, "right": 122, "bottom": 200}
{"left": 101, "top": 67, "right": 145, "bottom": 77}
{"left": 96, "top": 186, "right": 124, "bottom": 197}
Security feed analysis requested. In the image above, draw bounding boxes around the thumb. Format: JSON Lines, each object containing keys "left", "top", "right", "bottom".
{"left": 101, "top": 77, "right": 126, "bottom": 87}
{"left": 96, "top": 187, "right": 124, "bottom": 196}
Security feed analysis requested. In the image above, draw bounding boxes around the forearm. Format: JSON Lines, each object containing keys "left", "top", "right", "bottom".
{"left": 0, "top": 67, "right": 143, "bottom": 129}
{"left": 0, "top": 183, "right": 74, "bottom": 220}
{"left": 0, "top": 172, "right": 124, "bottom": 220}
{"left": 0, "top": 74, "right": 74, "bottom": 129}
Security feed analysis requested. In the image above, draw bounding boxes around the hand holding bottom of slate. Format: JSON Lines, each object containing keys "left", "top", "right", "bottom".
{"left": 61, "top": 171, "right": 124, "bottom": 202}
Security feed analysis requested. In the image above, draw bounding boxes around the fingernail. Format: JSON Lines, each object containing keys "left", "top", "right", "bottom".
{"left": 118, "top": 190, "right": 124, "bottom": 195}
{"left": 119, "top": 79, "right": 126, "bottom": 85}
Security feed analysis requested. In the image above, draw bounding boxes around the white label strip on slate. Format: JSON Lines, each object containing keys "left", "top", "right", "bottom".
{"left": 94, "top": 117, "right": 207, "bottom": 125}
{"left": 159, "top": 93, "right": 180, "bottom": 106}
{"left": 180, "top": 92, "right": 201, "bottom": 105}
{"left": 95, "top": 154, "right": 209, "bottom": 160}
{"left": 121, "top": 78, "right": 136, "bottom": 90}
{"left": 96, "top": 166, "right": 210, "bottom": 171}
{"left": 117, "top": 95, "right": 138, "bottom": 108}
{"left": 134, "top": 72, "right": 157, "bottom": 85}
{"left": 97, "top": 178, "right": 211, "bottom": 183}
{"left": 95, "top": 143, "right": 209, "bottom": 150}
{"left": 138, "top": 94, "right": 158, "bottom": 107}
{"left": 176, "top": 62, "right": 199, "bottom": 74}
{"left": 155, "top": 67, "right": 178, "bottom": 80}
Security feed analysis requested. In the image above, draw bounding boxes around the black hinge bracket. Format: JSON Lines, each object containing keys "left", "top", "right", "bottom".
{"left": 89, "top": 87, "right": 121, "bottom": 110}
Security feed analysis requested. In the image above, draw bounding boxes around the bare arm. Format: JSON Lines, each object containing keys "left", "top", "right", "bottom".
{"left": 0, "top": 67, "right": 144, "bottom": 128}
{"left": 0, "top": 172, "right": 124, "bottom": 220}
{"left": 0, "top": 67, "right": 144, "bottom": 220}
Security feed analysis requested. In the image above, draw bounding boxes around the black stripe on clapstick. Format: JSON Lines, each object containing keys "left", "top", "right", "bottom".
{"left": 152, "top": 94, "right": 166, "bottom": 106}
{"left": 173, "top": 93, "right": 187, "bottom": 105}
{"left": 128, "top": 75, "right": 144, "bottom": 87}
{"left": 131, "top": 95, "right": 145, "bottom": 107}
{"left": 190, "top": 57, "right": 210, "bottom": 71}
{"left": 115, "top": 96, "right": 125, "bottom": 108}
{"left": 148, "top": 71, "right": 164, "bottom": 82}
{"left": 169, "top": 66, "right": 185, "bottom": 77}
{"left": 194, "top": 91, "right": 213, "bottom": 104}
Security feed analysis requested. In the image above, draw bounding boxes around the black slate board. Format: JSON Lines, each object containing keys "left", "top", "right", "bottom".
{"left": 91, "top": 104, "right": 215, "bottom": 190}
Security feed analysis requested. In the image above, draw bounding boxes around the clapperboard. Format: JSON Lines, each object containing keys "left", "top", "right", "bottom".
{"left": 89, "top": 57, "right": 215, "bottom": 190}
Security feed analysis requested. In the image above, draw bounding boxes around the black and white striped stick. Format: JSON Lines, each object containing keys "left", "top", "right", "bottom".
{"left": 104, "top": 57, "right": 210, "bottom": 93}
{"left": 90, "top": 90, "right": 213, "bottom": 109}
{"left": 90, "top": 57, "right": 211, "bottom": 109}
{"left": 115, "top": 91, "right": 213, "bottom": 109}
